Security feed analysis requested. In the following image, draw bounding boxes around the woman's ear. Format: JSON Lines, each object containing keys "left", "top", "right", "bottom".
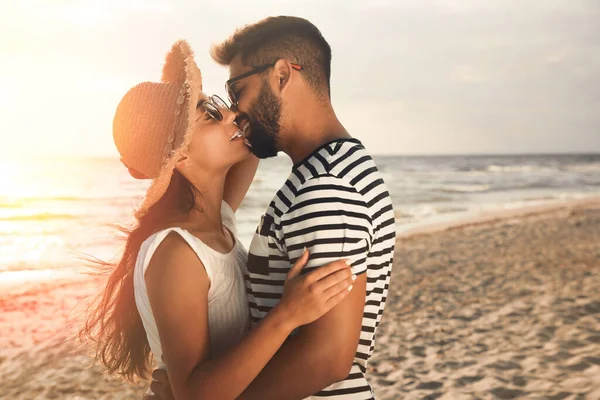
{"left": 174, "top": 156, "right": 188, "bottom": 171}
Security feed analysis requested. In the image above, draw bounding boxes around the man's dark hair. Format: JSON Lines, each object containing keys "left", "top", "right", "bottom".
{"left": 211, "top": 16, "right": 332, "bottom": 98}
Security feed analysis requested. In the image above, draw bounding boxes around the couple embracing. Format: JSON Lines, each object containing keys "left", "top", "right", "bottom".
{"left": 83, "top": 16, "right": 395, "bottom": 400}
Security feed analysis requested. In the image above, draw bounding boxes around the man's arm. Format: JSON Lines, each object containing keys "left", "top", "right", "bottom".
{"left": 223, "top": 154, "right": 259, "bottom": 212}
{"left": 238, "top": 275, "right": 366, "bottom": 400}
{"left": 239, "top": 175, "right": 373, "bottom": 400}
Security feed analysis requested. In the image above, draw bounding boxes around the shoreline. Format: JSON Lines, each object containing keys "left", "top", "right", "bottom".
{"left": 3, "top": 195, "right": 600, "bottom": 297}
{"left": 396, "top": 195, "right": 600, "bottom": 238}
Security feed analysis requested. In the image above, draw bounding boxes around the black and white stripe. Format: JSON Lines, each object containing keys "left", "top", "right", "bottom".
{"left": 246, "top": 139, "right": 396, "bottom": 399}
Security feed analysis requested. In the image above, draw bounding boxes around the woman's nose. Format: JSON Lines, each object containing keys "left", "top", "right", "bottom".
{"left": 221, "top": 107, "right": 237, "bottom": 124}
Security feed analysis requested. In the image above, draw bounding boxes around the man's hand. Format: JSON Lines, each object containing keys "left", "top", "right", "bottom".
{"left": 141, "top": 368, "right": 173, "bottom": 400}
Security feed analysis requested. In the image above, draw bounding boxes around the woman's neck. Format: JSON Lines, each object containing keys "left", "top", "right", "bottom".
{"left": 179, "top": 172, "right": 227, "bottom": 234}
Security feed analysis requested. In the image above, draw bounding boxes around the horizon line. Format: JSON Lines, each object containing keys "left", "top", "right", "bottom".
{"left": 4, "top": 151, "right": 600, "bottom": 160}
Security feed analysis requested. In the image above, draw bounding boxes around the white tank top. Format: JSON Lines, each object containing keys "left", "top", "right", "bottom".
{"left": 133, "top": 201, "right": 251, "bottom": 368}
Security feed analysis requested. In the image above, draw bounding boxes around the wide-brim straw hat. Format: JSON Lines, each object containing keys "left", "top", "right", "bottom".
{"left": 113, "top": 40, "right": 202, "bottom": 219}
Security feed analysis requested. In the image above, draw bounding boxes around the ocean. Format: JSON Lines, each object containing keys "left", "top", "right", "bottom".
{"left": 1, "top": 153, "right": 599, "bottom": 287}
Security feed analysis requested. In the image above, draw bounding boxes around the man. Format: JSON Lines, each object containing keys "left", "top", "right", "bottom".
{"left": 148, "top": 16, "right": 395, "bottom": 399}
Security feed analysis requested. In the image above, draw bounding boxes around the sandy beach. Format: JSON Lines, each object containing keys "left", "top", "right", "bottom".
{"left": 1, "top": 199, "right": 599, "bottom": 399}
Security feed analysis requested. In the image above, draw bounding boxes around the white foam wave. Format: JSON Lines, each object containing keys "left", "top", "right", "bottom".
{"left": 563, "top": 163, "right": 600, "bottom": 173}
{"left": 486, "top": 165, "right": 539, "bottom": 173}
{"left": 439, "top": 184, "right": 491, "bottom": 193}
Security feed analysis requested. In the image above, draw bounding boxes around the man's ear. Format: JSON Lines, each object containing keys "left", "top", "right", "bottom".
{"left": 273, "top": 59, "right": 293, "bottom": 94}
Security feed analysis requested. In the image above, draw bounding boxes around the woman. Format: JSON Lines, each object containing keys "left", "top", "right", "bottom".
{"left": 81, "top": 40, "right": 355, "bottom": 399}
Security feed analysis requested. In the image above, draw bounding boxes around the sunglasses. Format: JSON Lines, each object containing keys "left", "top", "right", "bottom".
{"left": 225, "top": 60, "right": 303, "bottom": 107}
{"left": 197, "top": 94, "right": 230, "bottom": 121}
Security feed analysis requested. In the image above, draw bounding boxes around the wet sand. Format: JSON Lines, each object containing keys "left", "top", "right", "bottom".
{"left": 371, "top": 198, "right": 600, "bottom": 399}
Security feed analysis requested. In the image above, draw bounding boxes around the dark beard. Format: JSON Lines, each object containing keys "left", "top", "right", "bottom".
{"left": 247, "top": 81, "right": 281, "bottom": 159}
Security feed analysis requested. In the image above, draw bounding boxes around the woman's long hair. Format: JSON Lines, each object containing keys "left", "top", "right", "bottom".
{"left": 80, "top": 170, "right": 198, "bottom": 381}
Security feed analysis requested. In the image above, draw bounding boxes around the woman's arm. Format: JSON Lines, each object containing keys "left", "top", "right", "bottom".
{"left": 146, "top": 236, "right": 354, "bottom": 400}
{"left": 223, "top": 154, "right": 259, "bottom": 212}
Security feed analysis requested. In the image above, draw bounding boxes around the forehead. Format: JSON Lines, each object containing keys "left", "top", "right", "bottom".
{"left": 197, "top": 91, "right": 209, "bottom": 102}
{"left": 228, "top": 54, "right": 252, "bottom": 81}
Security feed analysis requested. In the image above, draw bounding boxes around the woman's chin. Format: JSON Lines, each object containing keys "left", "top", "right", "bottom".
{"left": 230, "top": 140, "right": 252, "bottom": 161}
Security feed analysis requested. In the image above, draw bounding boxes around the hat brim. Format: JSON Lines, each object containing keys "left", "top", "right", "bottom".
{"left": 134, "top": 40, "right": 202, "bottom": 219}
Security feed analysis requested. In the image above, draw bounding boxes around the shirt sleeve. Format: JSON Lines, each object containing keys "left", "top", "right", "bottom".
{"left": 280, "top": 174, "right": 373, "bottom": 275}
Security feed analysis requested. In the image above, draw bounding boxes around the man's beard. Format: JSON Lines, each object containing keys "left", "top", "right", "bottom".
{"left": 246, "top": 81, "right": 282, "bottom": 159}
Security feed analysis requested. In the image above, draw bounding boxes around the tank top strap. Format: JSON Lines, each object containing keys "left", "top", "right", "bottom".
{"left": 141, "top": 227, "right": 215, "bottom": 283}
{"left": 221, "top": 200, "right": 237, "bottom": 237}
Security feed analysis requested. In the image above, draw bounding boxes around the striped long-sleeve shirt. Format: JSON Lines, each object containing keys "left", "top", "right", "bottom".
{"left": 246, "top": 138, "right": 396, "bottom": 399}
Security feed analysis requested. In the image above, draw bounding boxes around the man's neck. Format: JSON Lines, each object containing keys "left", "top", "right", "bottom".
{"left": 282, "top": 112, "right": 351, "bottom": 165}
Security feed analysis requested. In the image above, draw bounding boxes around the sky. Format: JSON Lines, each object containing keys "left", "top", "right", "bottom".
{"left": 0, "top": 0, "right": 598, "bottom": 157}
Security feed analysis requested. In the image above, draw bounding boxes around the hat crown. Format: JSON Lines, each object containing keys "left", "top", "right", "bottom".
{"left": 113, "top": 82, "right": 184, "bottom": 179}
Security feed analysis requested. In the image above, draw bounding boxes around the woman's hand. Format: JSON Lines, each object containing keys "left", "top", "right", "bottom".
{"left": 277, "top": 249, "right": 356, "bottom": 329}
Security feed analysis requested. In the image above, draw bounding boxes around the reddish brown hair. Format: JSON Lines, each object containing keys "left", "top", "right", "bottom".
{"left": 80, "top": 170, "right": 198, "bottom": 381}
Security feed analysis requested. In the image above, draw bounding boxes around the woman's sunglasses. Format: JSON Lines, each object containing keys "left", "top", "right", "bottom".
{"left": 197, "top": 94, "right": 230, "bottom": 121}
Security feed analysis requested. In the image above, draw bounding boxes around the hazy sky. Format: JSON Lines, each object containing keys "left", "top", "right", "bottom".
{"left": 1, "top": 0, "right": 598, "bottom": 157}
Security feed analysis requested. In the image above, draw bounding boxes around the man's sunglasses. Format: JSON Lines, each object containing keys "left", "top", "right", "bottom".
{"left": 197, "top": 94, "right": 230, "bottom": 121}
{"left": 225, "top": 60, "right": 303, "bottom": 107}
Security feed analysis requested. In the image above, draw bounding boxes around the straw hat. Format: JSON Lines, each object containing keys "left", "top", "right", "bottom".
{"left": 113, "top": 40, "right": 202, "bottom": 218}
